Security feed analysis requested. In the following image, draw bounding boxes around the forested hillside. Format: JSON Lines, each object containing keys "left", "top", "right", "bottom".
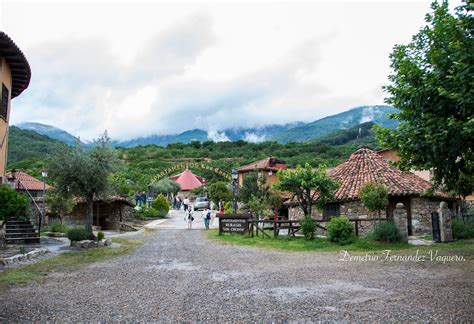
{"left": 8, "top": 123, "right": 381, "bottom": 190}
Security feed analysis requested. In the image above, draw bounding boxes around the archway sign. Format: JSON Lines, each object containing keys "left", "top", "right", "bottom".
{"left": 151, "top": 162, "right": 231, "bottom": 184}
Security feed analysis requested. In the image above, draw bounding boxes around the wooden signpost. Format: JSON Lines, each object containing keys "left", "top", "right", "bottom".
{"left": 219, "top": 214, "right": 251, "bottom": 234}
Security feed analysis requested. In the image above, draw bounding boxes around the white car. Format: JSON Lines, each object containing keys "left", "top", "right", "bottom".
{"left": 193, "top": 197, "right": 210, "bottom": 210}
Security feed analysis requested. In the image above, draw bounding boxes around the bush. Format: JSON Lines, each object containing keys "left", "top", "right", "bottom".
{"left": 300, "top": 214, "right": 316, "bottom": 240}
{"left": 0, "top": 185, "right": 31, "bottom": 221}
{"left": 67, "top": 227, "right": 90, "bottom": 241}
{"left": 327, "top": 216, "right": 355, "bottom": 245}
{"left": 49, "top": 220, "right": 69, "bottom": 233}
{"left": 152, "top": 195, "right": 170, "bottom": 218}
{"left": 224, "top": 201, "right": 233, "bottom": 214}
{"left": 135, "top": 207, "right": 161, "bottom": 218}
{"left": 97, "top": 231, "right": 105, "bottom": 241}
{"left": 452, "top": 218, "right": 474, "bottom": 240}
{"left": 371, "top": 221, "right": 401, "bottom": 243}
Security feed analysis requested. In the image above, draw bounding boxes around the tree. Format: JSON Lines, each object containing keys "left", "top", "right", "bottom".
{"left": 0, "top": 185, "right": 31, "bottom": 221}
{"left": 48, "top": 132, "right": 119, "bottom": 236}
{"left": 153, "top": 178, "right": 181, "bottom": 197}
{"left": 208, "top": 181, "right": 232, "bottom": 206}
{"left": 238, "top": 172, "right": 269, "bottom": 204}
{"left": 376, "top": 1, "right": 474, "bottom": 198}
{"left": 274, "top": 163, "right": 339, "bottom": 217}
{"left": 358, "top": 181, "right": 388, "bottom": 220}
{"left": 44, "top": 188, "right": 76, "bottom": 223}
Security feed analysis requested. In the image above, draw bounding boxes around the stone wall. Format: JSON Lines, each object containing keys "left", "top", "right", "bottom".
{"left": 65, "top": 201, "right": 135, "bottom": 231}
{"left": 410, "top": 197, "right": 440, "bottom": 235}
{"left": 288, "top": 196, "right": 453, "bottom": 236}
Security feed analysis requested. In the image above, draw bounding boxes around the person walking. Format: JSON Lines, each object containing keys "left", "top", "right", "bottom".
{"left": 202, "top": 208, "right": 211, "bottom": 230}
{"left": 183, "top": 196, "right": 190, "bottom": 212}
{"left": 185, "top": 206, "right": 194, "bottom": 229}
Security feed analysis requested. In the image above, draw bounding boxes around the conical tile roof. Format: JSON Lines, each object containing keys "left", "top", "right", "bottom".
{"left": 169, "top": 169, "right": 204, "bottom": 191}
{"left": 328, "top": 147, "right": 449, "bottom": 201}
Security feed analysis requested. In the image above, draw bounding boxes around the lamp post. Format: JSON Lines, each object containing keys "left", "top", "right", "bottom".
{"left": 40, "top": 170, "right": 48, "bottom": 233}
{"left": 231, "top": 169, "right": 238, "bottom": 213}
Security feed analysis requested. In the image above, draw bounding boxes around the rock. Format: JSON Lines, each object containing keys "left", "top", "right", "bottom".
{"left": 98, "top": 240, "right": 105, "bottom": 247}
{"left": 91, "top": 241, "right": 98, "bottom": 248}
{"left": 104, "top": 239, "right": 112, "bottom": 247}
{"left": 81, "top": 240, "right": 91, "bottom": 248}
{"left": 0, "top": 258, "right": 5, "bottom": 265}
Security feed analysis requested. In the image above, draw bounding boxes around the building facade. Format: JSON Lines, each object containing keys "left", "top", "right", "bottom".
{"left": 288, "top": 147, "right": 457, "bottom": 235}
{"left": 236, "top": 156, "right": 286, "bottom": 187}
{"left": 0, "top": 32, "right": 31, "bottom": 184}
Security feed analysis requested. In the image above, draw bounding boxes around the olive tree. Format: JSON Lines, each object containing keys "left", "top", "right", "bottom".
{"left": 48, "top": 132, "right": 118, "bottom": 236}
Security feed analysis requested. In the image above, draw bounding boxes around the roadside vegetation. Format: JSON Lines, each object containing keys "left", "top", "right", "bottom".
{"left": 0, "top": 237, "right": 142, "bottom": 289}
{"left": 207, "top": 230, "right": 474, "bottom": 256}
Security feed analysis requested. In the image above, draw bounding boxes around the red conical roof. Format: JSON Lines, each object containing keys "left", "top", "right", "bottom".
{"left": 169, "top": 169, "right": 204, "bottom": 191}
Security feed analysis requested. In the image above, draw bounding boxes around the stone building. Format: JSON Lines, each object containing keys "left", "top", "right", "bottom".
{"left": 0, "top": 32, "right": 31, "bottom": 184}
{"left": 288, "top": 147, "right": 456, "bottom": 235}
{"left": 67, "top": 196, "right": 135, "bottom": 231}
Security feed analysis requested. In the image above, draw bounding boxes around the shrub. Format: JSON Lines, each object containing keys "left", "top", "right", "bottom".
{"left": 371, "top": 221, "right": 401, "bottom": 243}
{"left": 97, "top": 231, "right": 105, "bottom": 241}
{"left": 300, "top": 214, "right": 316, "bottom": 240}
{"left": 0, "top": 185, "right": 31, "bottom": 221}
{"left": 152, "top": 195, "right": 170, "bottom": 218}
{"left": 49, "top": 220, "right": 69, "bottom": 233}
{"left": 67, "top": 227, "right": 90, "bottom": 241}
{"left": 224, "top": 201, "right": 233, "bottom": 214}
{"left": 452, "top": 218, "right": 474, "bottom": 240}
{"left": 135, "top": 207, "right": 160, "bottom": 218}
{"left": 327, "top": 216, "right": 355, "bottom": 245}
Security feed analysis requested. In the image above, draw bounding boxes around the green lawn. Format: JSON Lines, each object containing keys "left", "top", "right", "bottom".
{"left": 207, "top": 230, "right": 474, "bottom": 256}
{"left": 0, "top": 237, "right": 143, "bottom": 289}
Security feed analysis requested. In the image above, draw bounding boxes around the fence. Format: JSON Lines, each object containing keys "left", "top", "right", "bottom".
{"left": 242, "top": 217, "right": 387, "bottom": 239}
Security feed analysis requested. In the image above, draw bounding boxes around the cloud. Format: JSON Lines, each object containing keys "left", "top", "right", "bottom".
{"left": 207, "top": 129, "right": 229, "bottom": 142}
{"left": 10, "top": 9, "right": 384, "bottom": 141}
{"left": 244, "top": 132, "right": 266, "bottom": 143}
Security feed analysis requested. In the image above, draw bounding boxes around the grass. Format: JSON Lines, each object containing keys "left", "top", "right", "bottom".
{"left": 207, "top": 229, "right": 474, "bottom": 256}
{"left": 0, "top": 237, "right": 143, "bottom": 289}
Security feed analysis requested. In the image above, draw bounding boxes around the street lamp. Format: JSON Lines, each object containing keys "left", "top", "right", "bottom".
{"left": 231, "top": 169, "right": 238, "bottom": 213}
{"left": 40, "top": 170, "right": 48, "bottom": 233}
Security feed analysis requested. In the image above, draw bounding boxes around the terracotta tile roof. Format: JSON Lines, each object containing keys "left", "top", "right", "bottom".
{"left": 328, "top": 147, "right": 450, "bottom": 201}
{"left": 236, "top": 156, "right": 287, "bottom": 172}
{"left": 6, "top": 171, "right": 51, "bottom": 191}
{"left": 169, "top": 169, "right": 204, "bottom": 191}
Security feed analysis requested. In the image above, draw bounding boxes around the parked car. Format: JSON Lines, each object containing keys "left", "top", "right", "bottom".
{"left": 193, "top": 197, "right": 210, "bottom": 210}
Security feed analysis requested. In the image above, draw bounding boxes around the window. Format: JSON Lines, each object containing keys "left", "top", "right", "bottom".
{"left": 323, "top": 203, "right": 340, "bottom": 221}
{"left": 0, "top": 84, "right": 8, "bottom": 121}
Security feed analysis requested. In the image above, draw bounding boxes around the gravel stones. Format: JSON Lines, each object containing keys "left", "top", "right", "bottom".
{"left": 1, "top": 226, "right": 473, "bottom": 322}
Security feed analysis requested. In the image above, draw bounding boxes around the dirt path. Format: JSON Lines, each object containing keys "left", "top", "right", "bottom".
{"left": 1, "top": 214, "right": 473, "bottom": 321}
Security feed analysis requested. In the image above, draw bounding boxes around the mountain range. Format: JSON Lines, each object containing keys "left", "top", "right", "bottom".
{"left": 15, "top": 105, "right": 397, "bottom": 147}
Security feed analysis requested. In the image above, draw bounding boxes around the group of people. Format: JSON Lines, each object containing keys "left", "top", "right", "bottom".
{"left": 184, "top": 207, "right": 214, "bottom": 230}
{"left": 172, "top": 196, "right": 191, "bottom": 210}
{"left": 134, "top": 191, "right": 147, "bottom": 207}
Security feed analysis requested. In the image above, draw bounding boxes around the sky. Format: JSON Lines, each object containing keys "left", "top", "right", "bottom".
{"left": 0, "top": 0, "right": 462, "bottom": 141}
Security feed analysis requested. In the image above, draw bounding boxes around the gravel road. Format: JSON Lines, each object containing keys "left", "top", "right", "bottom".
{"left": 1, "top": 212, "right": 473, "bottom": 322}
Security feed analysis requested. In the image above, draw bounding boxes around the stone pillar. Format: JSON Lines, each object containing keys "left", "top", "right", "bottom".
{"left": 393, "top": 202, "right": 408, "bottom": 243}
{"left": 438, "top": 201, "right": 453, "bottom": 242}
